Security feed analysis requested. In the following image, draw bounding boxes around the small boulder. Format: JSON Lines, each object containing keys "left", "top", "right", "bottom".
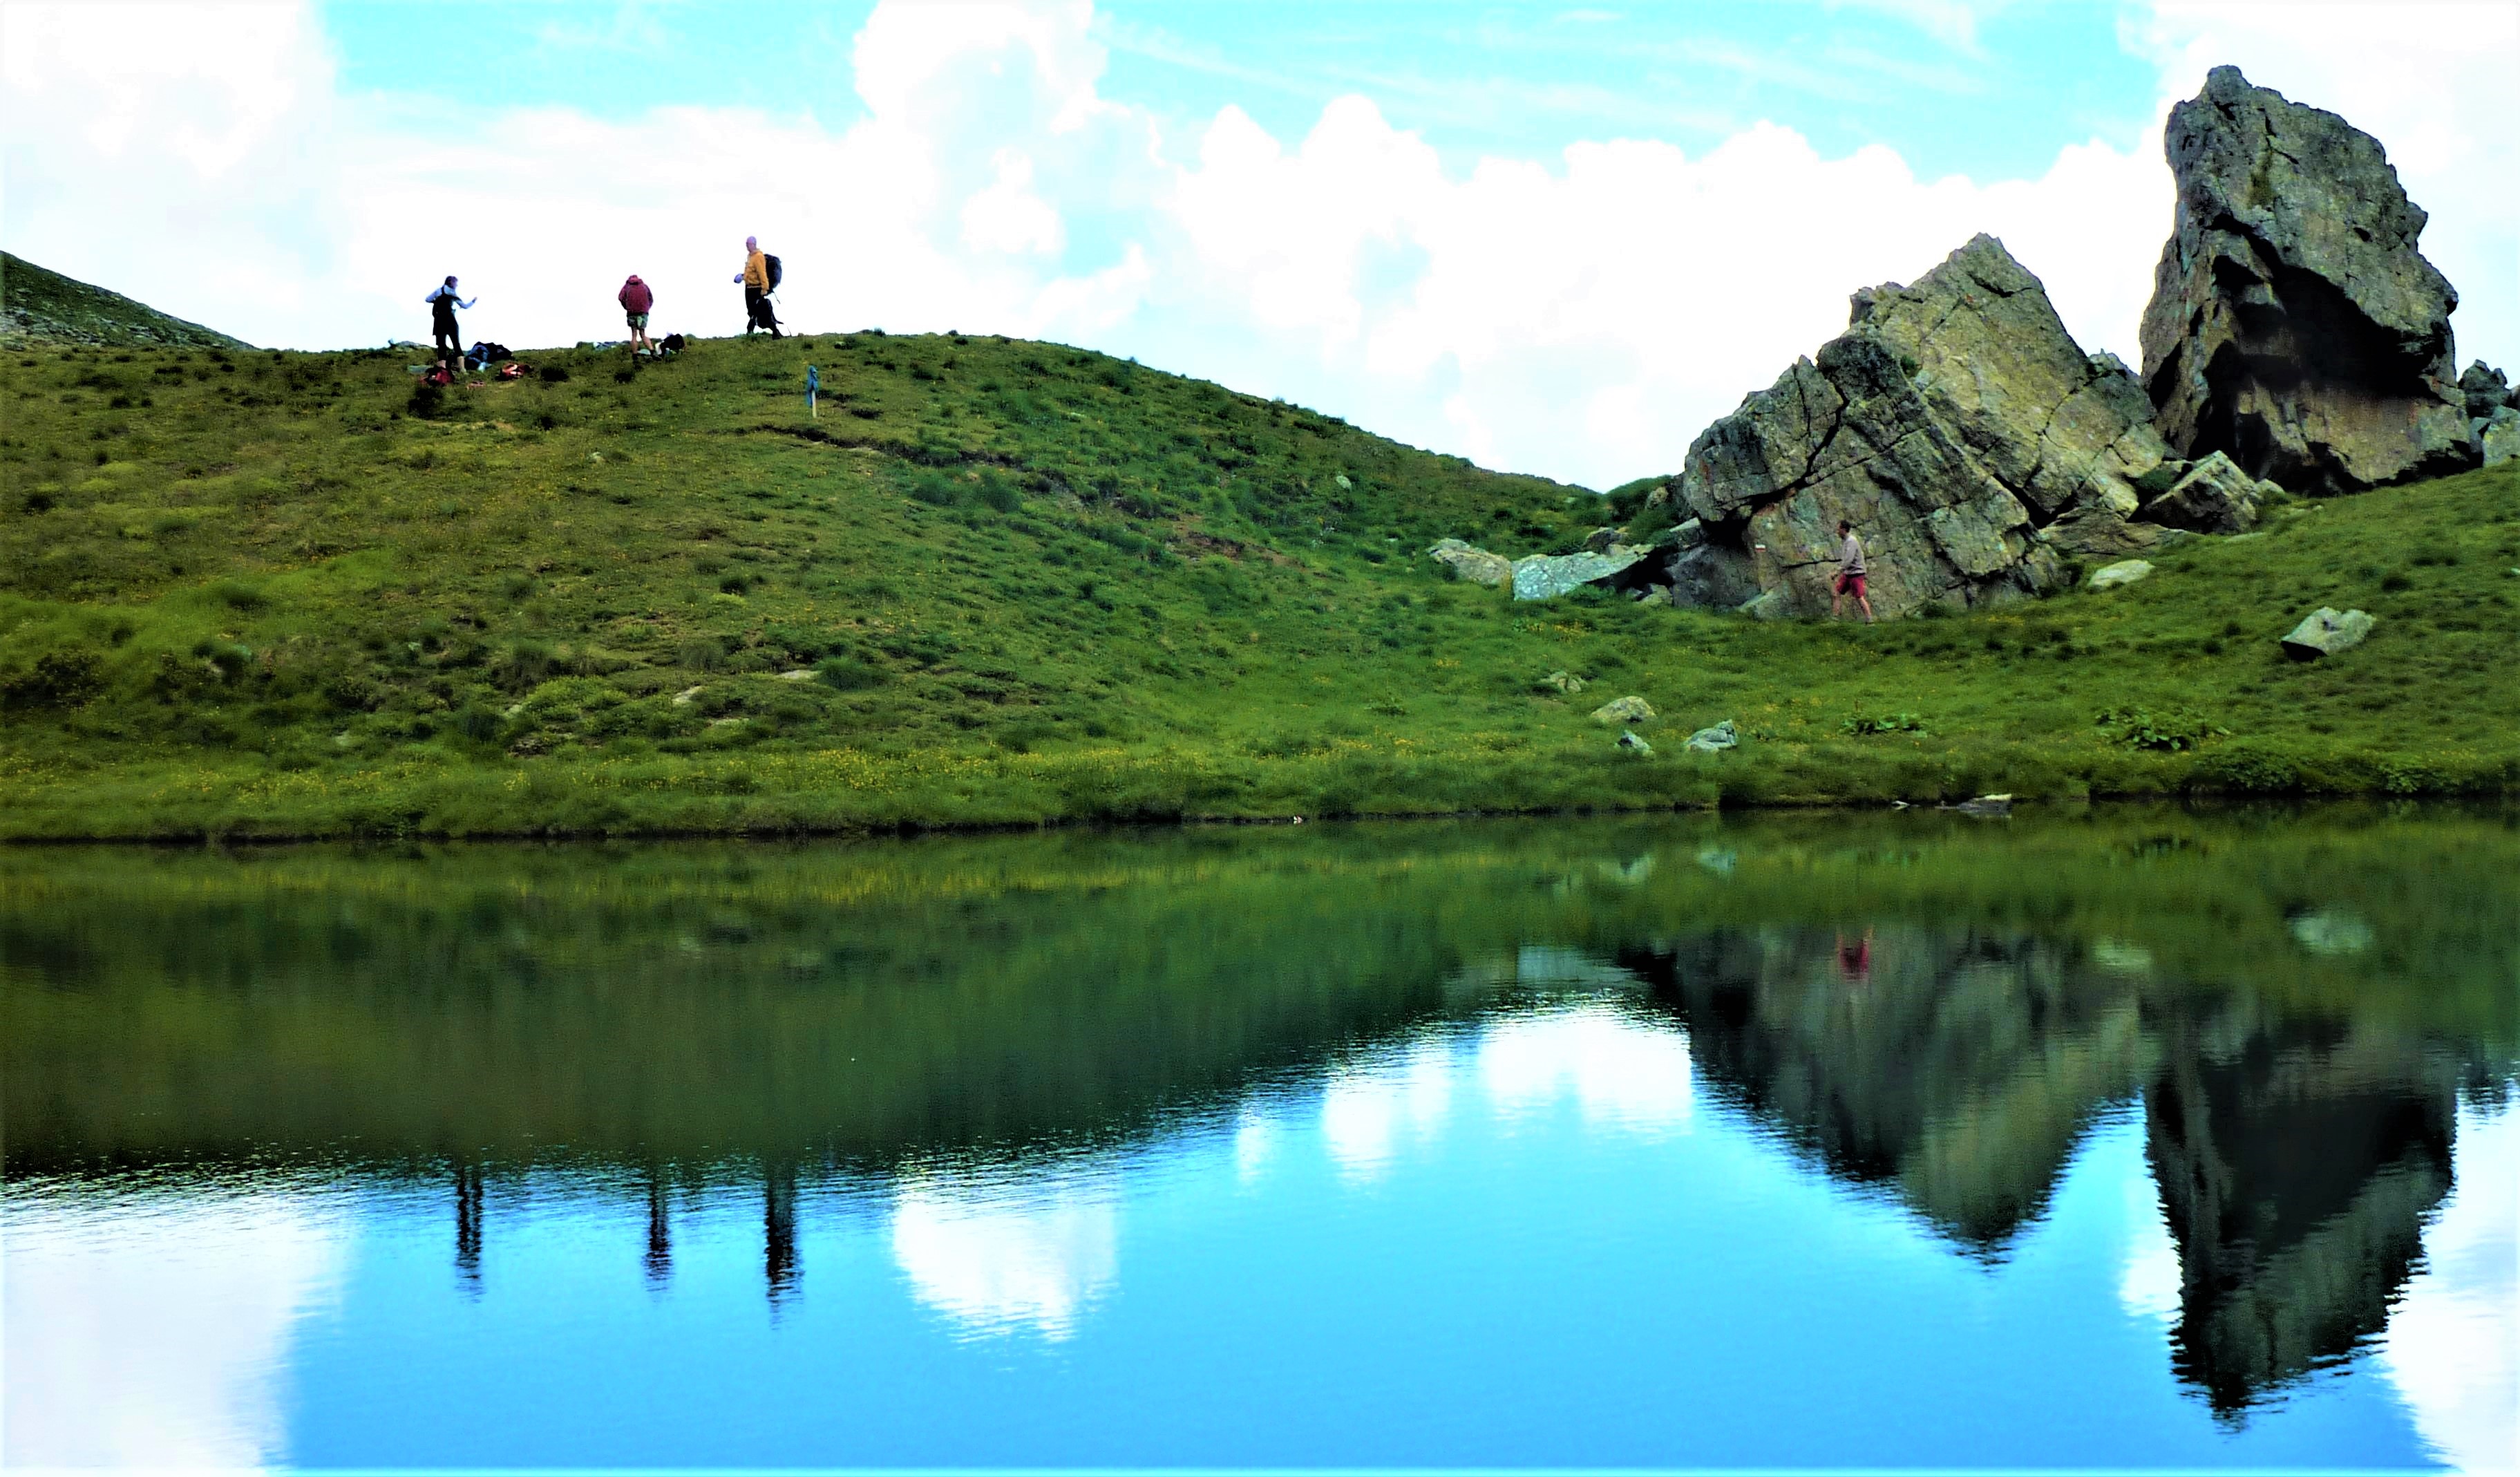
{"left": 2460, "top": 361, "right": 2512, "bottom": 422}
{"left": 1684, "top": 719, "right": 1739, "bottom": 753}
{"left": 1542, "top": 670, "right": 1587, "bottom": 695}
{"left": 672, "top": 685, "right": 704, "bottom": 706}
{"left": 1616, "top": 729, "right": 1653, "bottom": 754}
{"left": 1949, "top": 793, "right": 2014, "bottom": 817}
{"left": 2087, "top": 558, "right": 2154, "bottom": 591}
{"left": 2281, "top": 607, "right": 2376, "bottom": 659}
{"left": 2484, "top": 406, "right": 2520, "bottom": 469}
{"left": 1511, "top": 546, "right": 1645, "bottom": 601}
{"left": 1428, "top": 538, "right": 1513, "bottom": 588}
{"left": 1583, "top": 526, "right": 1624, "bottom": 554}
{"left": 2139, "top": 450, "right": 2266, "bottom": 534}
{"left": 1591, "top": 695, "right": 1655, "bottom": 725}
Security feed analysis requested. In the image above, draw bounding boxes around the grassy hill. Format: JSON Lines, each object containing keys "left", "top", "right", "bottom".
{"left": 1, "top": 323, "right": 2515, "bottom": 840}
{"left": 1, "top": 252, "right": 253, "bottom": 350}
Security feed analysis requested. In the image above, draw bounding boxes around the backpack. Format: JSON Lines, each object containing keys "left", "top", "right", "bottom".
{"left": 661, "top": 332, "right": 687, "bottom": 352}
{"left": 764, "top": 254, "right": 784, "bottom": 292}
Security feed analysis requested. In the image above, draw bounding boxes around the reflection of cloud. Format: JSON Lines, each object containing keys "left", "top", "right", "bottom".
{"left": 891, "top": 1174, "right": 1118, "bottom": 1339}
{"left": 2116, "top": 1173, "right": 2182, "bottom": 1324}
{"left": 1234, "top": 1107, "right": 1279, "bottom": 1185}
{"left": 1321, "top": 1039, "right": 1456, "bottom": 1180}
{"left": 2380, "top": 1101, "right": 2519, "bottom": 1474}
{"left": 1480, "top": 1002, "right": 1692, "bottom": 1134}
{"left": 3, "top": 1190, "right": 348, "bottom": 1468}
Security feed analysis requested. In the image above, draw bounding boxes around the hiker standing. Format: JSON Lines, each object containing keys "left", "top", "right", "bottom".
{"left": 424, "top": 276, "right": 475, "bottom": 371}
{"left": 618, "top": 274, "right": 655, "bottom": 355}
{"left": 733, "top": 236, "right": 781, "bottom": 339}
{"left": 1831, "top": 519, "right": 1875, "bottom": 623}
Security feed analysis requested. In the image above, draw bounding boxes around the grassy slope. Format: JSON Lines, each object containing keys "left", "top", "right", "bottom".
{"left": 1, "top": 252, "right": 254, "bottom": 350}
{"left": 1, "top": 328, "right": 2515, "bottom": 839}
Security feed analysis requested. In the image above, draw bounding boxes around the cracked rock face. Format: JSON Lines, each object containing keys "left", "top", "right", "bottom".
{"left": 1672, "top": 234, "right": 2164, "bottom": 619}
{"left": 2139, "top": 66, "right": 2474, "bottom": 495}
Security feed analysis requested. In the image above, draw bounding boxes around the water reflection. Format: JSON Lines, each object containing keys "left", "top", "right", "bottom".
{"left": 3, "top": 809, "right": 2514, "bottom": 1465}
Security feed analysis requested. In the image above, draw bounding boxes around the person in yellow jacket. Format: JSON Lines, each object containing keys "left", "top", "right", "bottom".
{"left": 732, "top": 236, "right": 782, "bottom": 339}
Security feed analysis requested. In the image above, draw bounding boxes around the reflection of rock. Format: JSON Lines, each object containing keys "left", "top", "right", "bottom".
{"left": 2143, "top": 1017, "right": 2457, "bottom": 1412}
{"left": 2139, "top": 67, "right": 2474, "bottom": 493}
{"left": 2288, "top": 908, "right": 2375, "bottom": 956}
{"left": 1623, "top": 930, "right": 2157, "bottom": 1246}
{"left": 891, "top": 1175, "right": 1120, "bottom": 1339}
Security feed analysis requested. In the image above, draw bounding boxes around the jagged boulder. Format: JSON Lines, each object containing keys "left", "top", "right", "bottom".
{"left": 2281, "top": 607, "right": 2376, "bottom": 660}
{"left": 2141, "top": 451, "right": 2274, "bottom": 534}
{"left": 2139, "top": 66, "right": 2474, "bottom": 494}
{"left": 2459, "top": 361, "right": 2511, "bottom": 422}
{"left": 2483, "top": 408, "right": 2519, "bottom": 469}
{"left": 1672, "top": 235, "right": 2169, "bottom": 619}
{"left": 1427, "top": 538, "right": 1513, "bottom": 587}
{"left": 1511, "top": 547, "right": 1644, "bottom": 601}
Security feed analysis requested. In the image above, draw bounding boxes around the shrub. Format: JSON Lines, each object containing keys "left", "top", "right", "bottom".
{"left": 2, "top": 649, "right": 105, "bottom": 709}
{"left": 1842, "top": 711, "right": 1929, "bottom": 737}
{"left": 2095, "top": 706, "right": 2228, "bottom": 752}
{"left": 815, "top": 654, "right": 888, "bottom": 691}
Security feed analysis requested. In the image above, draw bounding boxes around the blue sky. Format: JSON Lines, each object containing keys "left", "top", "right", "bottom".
{"left": 8, "top": 1, "right": 2512, "bottom": 487}
{"left": 327, "top": 1, "right": 2160, "bottom": 183}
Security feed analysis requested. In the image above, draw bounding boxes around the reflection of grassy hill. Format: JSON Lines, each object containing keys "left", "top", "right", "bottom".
{"left": 6, "top": 807, "right": 2511, "bottom": 1174}
{"left": 1, "top": 308, "right": 2515, "bottom": 836}
{"left": 1, "top": 253, "right": 251, "bottom": 350}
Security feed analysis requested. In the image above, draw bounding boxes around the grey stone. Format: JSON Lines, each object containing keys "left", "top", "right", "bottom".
{"left": 1684, "top": 719, "right": 1739, "bottom": 753}
{"left": 2140, "top": 66, "right": 2475, "bottom": 493}
{"left": 1666, "top": 538, "right": 1761, "bottom": 610}
{"left": 1428, "top": 538, "right": 1513, "bottom": 587}
{"left": 2140, "top": 450, "right": 2264, "bottom": 534}
{"left": 1542, "top": 669, "right": 1587, "bottom": 695}
{"left": 2280, "top": 606, "right": 2376, "bottom": 659}
{"left": 2484, "top": 406, "right": 2520, "bottom": 469}
{"left": 2087, "top": 559, "right": 2154, "bottom": 590}
{"left": 1591, "top": 695, "right": 1656, "bottom": 725}
{"left": 2459, "top": 361, "right": 2512, "bottom": 421}
{"left": 1583, "top": 526, "right": 1624, "bottom": 553}
{"left": 1616, "top": 729, "right": 1653, "bottom": 754}
{"left": 1674, "top": 235, "right": 2171, "bottom": 619}
{"left": 1511, "top": 546, "right": 1644, "bottom": 601}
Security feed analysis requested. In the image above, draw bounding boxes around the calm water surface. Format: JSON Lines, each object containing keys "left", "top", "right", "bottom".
{"left": 5, "top": 808, "right": 2515, "bottom": 1469}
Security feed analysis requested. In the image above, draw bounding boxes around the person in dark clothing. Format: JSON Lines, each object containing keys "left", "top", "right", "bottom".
{"left": 733, "top": 236, "right": 781, "bottom": 338}
{"left": 424, "top": 276, "right": 476, "bottom": 371}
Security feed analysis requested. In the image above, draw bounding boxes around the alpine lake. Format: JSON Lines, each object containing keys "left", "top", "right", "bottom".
{"left": 5, "top": 805, "right": 2514, "bottom": 1470}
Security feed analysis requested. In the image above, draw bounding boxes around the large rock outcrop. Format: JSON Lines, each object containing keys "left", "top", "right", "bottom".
{"left": 1667, "top": 235, "right": 2175, "bottom": 619}
{"left": 2139, "top": 66, "right": 2474, "bottom": 494}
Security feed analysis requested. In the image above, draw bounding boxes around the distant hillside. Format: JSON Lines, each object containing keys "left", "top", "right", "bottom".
{"left": 1, "top": 252, "right": 252, "bottom": 350}
{"left": 0, "top": 323, "right": 2513, "bottom": 840}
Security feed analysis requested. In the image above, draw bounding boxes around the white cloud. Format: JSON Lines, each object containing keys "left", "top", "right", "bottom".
{"left": 2378, "top": 1101, "right": 2520, "bottom": 1474}
{"left": 2, "top": 1, "right": 2508, "bottom": 490}
{"left": 3, "top": 1189, "right": 350, "bottom": 1468}
{"left": 891, "top": 1171, "right": 1120, "bottom": 1339}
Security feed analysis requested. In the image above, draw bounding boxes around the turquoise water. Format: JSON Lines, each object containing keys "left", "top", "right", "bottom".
{"left": 6, "top": 811, "right": 2515, "bottom": 1468}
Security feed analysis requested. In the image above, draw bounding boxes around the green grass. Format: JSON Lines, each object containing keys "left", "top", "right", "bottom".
{"left": 2, "top": 326, "right": 2517, "bottom": 839}
{"left": 1, "top": 252, "right": 252, "bottom": 350}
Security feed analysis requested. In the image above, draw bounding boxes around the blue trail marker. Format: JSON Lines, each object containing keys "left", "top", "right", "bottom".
{"left": 804, "top": 365, "right": 819, "bottom": 419}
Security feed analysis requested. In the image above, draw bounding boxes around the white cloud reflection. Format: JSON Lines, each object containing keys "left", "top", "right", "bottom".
{"left": 2, "top": 1190, "right": 348, "bottom": 1469}
{"left": 891, "top": 1173, "right": 1119, "bottom": 1340}
{"left": 2378, "top": 1100, "right": 2520, "bottom": 1474}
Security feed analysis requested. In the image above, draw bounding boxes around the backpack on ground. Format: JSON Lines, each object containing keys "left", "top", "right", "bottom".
{"left": 764, "top": 254, "right": 783, "bottom": 292}
{"left": 661, "top": 332, "right": 687, "bottom": 352}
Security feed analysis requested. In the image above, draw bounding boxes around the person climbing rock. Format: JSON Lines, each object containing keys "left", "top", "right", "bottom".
{"left": 733, "top": 237, "right": 781, "bottom": 339}
{"left": 618, "top": 274, "right": 654, "bottom": 355}
{"left": 1831, "top": 520, "right": 1874, "bottom": 623}
{"left": 424, "top": 276, "right": 476, "bottom": 372}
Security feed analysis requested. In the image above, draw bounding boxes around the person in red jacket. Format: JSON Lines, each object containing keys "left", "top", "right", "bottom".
{"left": 618, "top": 274, "right": 655, "bottom": 355}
